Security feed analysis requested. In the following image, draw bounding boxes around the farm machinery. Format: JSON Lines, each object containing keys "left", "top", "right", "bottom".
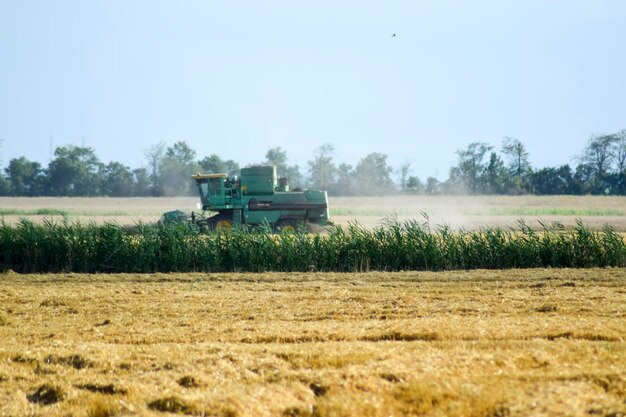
{"left": 161, "top": 166, "right": 330, "bottom": 232}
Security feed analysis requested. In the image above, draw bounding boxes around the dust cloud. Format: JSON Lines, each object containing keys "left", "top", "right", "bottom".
{"left": 329, "top": 195, "right": 626, "bottom": 232}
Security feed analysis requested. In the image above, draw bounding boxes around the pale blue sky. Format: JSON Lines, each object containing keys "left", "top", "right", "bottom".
{"left": 1, "top": 1, "right": 625, "bottom": 180}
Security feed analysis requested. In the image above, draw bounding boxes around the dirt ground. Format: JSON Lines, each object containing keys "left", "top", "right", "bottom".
{"left": 1, "top": 195, "right": 626, "bottom": 231}
{"left": 0, "top": 269, "right": 624, "bottom": 416}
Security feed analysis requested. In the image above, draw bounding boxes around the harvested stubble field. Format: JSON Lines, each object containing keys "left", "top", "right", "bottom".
{"left": 0, "top": 269, "right": 624, "bottom": 416}
{"left": 1, "top": 195, "right": 626, "bottom": 231}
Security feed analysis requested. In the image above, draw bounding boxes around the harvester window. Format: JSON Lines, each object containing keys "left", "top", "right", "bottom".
{"left": 199, "top": 183, "right": 208, "bottom": 197}
{"left": 209, "top": 179, "right": 222, "bottom": 195}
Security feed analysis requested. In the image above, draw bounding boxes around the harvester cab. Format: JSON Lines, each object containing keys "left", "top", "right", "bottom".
{"left": 194, "top": 173, "right": 235, "bottom": 210}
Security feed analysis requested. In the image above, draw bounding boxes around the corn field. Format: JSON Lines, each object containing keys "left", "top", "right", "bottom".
{"left": 1, "top": 218, "right": 625, "bottom": 273}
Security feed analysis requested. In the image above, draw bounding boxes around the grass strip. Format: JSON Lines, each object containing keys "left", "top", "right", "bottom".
{"left": 0, "top": 208, "right": 69, "bottom": 216}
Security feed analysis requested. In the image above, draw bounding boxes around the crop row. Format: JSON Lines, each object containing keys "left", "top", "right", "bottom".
{"left": 1, "top": 218, "right": 625, "bottom": 273}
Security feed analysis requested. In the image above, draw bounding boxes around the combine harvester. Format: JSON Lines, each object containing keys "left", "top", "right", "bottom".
{"left": 161, "top": 166, "right": 330, "bottom": 232}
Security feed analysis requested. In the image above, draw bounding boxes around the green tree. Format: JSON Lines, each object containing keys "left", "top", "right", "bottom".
{"left": 397, "top": 162, "right": 412, "bottom": 191}
{"left": 144, "top": 142, "right": 165, "bottom": 196}
{"left": 5, "top": 157, "right": 44, "bottom": 196}
{"left": 426, "top": 177, "right": 441, "bottom": 195}
{"left": 354, "top": 153, "right": 393, "bottom": 195}
{"left": 444, "top": 167, "right": 466, "bottom": 194}
{"left": 615, "top": 130, "right": 626, "bottom": 173}
{"left": 0, "top": 175, "right": 10, "bottom": 196}
{"left": 264, "top": 147, "right": 303, "bottom": 187}
{"left": 406, "top": 175, "right": 424, "bottom": 194}
{"left": 501, "top": 137, "right": 530, "bottom": 177}
{"left": 531, "top": 165, "right": 576, "bottom": 195}
{"left": 47, "top": 145, "right": 102, "bottom": 196}
{"left": 604, "top": 171, "right": 626, "bottom": 195}
{"left": 574, "top": 163, "right": 596, "bottom": 194}
{"left": 159, "top": 141, "right": 199, "bottom": 196}
{"left": 284, "top": 165, "right": 304, "bottom": 188}
{"left": 308, "top": 144, "right": 337, "bottom": 190}
{"left": 199, "top": 154, "right": 240, "bottom": 175}
{"left": 101, "top": 162, "right": 134, "bottom": 196}
{"left": 501, "top": 137, "right": 531, "bottom": 192}
{"left": 484, "top": 152, "right": 508, "bottom": 194}
{"left": 133, "top": 168, "right": 151, "bottom": 196}
{"left": 581, "top": 134, "right": 619, "bottom": 188}
{"left": 452, "top": 142, "right": 493, "bottom": 194}
{"left": 330, "top": 163, "right": 354, "bottom": 195}
{"left": 265, "top": 147, "right": 288, "bottom": 174}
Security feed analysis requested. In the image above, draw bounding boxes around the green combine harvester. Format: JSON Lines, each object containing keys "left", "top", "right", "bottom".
{"left": 161, "top": 166, "right": 330, "bottom": 232}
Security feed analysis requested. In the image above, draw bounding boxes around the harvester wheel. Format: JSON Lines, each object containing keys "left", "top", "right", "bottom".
{"left": 275, "top": 219, "right": 301, "bottom": 233}
{"left": 215, "top": 219, "right": 233, "bottom": 231}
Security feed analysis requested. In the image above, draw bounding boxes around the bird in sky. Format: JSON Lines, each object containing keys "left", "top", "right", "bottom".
{"left": 392, "top": 33, "right": 396, "bottom": 38}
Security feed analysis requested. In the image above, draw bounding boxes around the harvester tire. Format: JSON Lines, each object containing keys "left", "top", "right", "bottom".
{"left": 215, "top": 219, "right": 233, "bottom": 231}
{"left": 275, "top": 219, "right": 301, "bottom": 233}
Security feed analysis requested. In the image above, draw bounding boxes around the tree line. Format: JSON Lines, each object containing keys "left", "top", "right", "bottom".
{"left": 1, "top": 130, "right": 625, "bottom": 197}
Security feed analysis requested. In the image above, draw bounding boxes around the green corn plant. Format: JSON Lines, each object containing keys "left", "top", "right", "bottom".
{"left": 0, "top": 217, "right": 624, "bottom": 273}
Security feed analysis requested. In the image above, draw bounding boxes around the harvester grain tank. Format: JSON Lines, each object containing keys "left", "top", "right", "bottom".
{"left": 163, "top": 166, "right": 330, "bottom": 231}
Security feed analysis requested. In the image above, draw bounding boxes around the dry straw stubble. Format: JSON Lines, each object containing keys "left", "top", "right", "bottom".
{"left": 0, "top": 269, "right": 624, "bottom": 416}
